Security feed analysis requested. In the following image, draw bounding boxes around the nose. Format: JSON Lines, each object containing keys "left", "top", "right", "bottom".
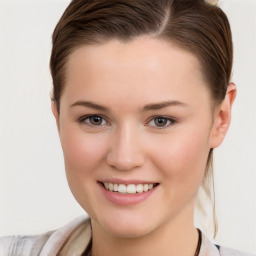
{"left": 106, "top": 125, "right": 145, "bottom": 171}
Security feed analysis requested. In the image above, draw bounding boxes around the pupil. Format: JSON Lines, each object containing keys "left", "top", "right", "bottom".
{"left": 155, "top": 117, "right": 167, "bottom": 127}
{"left": 90, "top": 116, "right": 102, "bottom": 125}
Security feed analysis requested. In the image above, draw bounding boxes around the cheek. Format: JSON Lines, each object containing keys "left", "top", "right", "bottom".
{"left": 59, "top": 126, "right": 110, "bottom": 213}
{"left": 60, "top": 126, "right": 108, "bottom": 179}
{"left": 150, "top": 127, "right": 210, "bottom": 186}
{"left": 164, "top": 129, "right": 211, "bottom": 211}
{"left": 176, "top": 132, "right": 209, "bottom": 171}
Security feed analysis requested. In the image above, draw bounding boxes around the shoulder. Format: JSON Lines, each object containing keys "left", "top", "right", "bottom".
{"left": 219, "top": 246, "right": 256, "bottom": 256}
{"left": 0, "top": 216, "right": 90, "bottom": 256}
{"left": 0, "top": 232, "right": 53, "bottom": 256}
{"left": 200, "top": 231, "right": 255, "bottom": 256}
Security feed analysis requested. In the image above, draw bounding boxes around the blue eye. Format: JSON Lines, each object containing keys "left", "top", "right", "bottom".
{"left": 148, "top": 117, "right": 175, "bottom": 128}
{"left": 79, "top": 115, "right": 108, "bottom": 127}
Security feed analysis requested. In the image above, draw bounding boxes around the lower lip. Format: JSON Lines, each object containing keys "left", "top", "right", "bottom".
{"left": 99, "top": 183, "right": 158, "bottom": 206}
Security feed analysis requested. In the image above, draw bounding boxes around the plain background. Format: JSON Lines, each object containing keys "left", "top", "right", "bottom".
{"left": 0, "top": 0, "right": 255, "bottom": 254}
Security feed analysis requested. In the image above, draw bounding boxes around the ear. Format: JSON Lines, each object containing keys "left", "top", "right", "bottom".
{"left": 51, "top": 101, "right": 61, "bottom": 134}
{"left": 209, "top": 83, "right": 237, "bottom": 148}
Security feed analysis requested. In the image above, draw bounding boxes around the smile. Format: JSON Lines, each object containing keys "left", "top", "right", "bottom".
{"left": 101, "top": 183, "right": 158, "bottom": 194}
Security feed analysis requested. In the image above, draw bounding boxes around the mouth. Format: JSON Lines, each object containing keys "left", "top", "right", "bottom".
{"left": 99, "top": 182, "right": 159, "bottom": 194}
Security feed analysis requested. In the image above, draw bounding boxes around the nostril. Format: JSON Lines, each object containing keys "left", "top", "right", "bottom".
{"left": 105, "top": 135, "right": 145, "bottom": 171}
{"left": 106, "top": 152, "right": 145, "bottom": 171}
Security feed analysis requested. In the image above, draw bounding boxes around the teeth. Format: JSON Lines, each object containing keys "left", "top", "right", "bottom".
{"left": 108, "top": 183, "right": 114, "bottom": 191}
{"left": 103, "top": 183, "right": 157, "bottom": 194}
{"left": 143, "top": 184, "right": 149, "bottom": 192}
{"left": 118, "top": 184, "right": 127, "bottom": 194}
{"left": 136, "top": 184, "right": 144, "bottom": 193}
{"left": 127, "top": 184, "right": 136, "bottom": 194}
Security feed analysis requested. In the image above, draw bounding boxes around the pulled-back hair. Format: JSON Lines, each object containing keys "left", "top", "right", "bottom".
{"left": 50, "top": 0, "right": 233, "bottom": 237}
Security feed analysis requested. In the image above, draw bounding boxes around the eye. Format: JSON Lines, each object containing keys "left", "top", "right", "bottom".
{"left": 79, "top": 115, "right": 108, "bottom": 127}
{"left": 147, "top": 116, "right": 175, "bottom": 128}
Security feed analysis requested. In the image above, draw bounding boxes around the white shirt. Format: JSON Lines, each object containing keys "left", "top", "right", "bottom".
{"left": 0, "top": 216, "right": 254, "bottom": 256}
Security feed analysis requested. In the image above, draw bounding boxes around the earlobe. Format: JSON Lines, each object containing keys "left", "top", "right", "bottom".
{"left": 209, "top": 83, "right": 237, "bottom": 148}
{"left": 51, "top": 101, "right": 61, "bottom": 134}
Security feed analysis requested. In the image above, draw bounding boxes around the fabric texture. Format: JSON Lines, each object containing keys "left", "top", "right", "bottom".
{"left": 0, "top": 216, "right": 254, "bottom": 256}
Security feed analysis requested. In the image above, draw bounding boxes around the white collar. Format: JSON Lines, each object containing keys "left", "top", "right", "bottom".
{"left": 40, "top": 216, "right": 221, "bottom": 256}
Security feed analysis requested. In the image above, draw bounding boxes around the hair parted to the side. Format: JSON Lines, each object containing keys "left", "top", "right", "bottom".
{"left": 50, "top": 0, "right": 233, "bottom": 238}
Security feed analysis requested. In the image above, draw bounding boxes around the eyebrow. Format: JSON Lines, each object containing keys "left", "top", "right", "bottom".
{"left": 70, "top": 101, "right": 110, "bottom": 111}
{"left": 70, "top": 100, "right": 187, "bottom": 112}
{"left": 142, "top": 100, "right": 188, "bottom": 111}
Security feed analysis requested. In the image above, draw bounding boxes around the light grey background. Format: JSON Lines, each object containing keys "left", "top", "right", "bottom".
{"left": 0, "top": 0, "right": 255, "bottom": 254}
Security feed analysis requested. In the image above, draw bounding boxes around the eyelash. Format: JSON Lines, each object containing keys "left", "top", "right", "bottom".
{"left": 78, "top": 115, "right": 109, "bottom": 127}
{"left": 145, "top": 116, "right": 176, "bottom": 129}
{"left": 78, "top": 115, "right": 177, "bottom": 129}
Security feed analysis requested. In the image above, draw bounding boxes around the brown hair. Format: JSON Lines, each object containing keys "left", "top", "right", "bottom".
{"left": 50, "top": 0, "right": 233, "bottom": 237}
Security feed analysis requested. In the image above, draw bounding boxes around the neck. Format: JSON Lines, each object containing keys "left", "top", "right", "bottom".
{"left": 91, "top": 206, "right": 199, "bottom": 256}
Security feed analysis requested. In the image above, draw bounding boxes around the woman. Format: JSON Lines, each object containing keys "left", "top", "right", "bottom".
{"left": 0, "top": 0, "right": 254, "bottom": 255}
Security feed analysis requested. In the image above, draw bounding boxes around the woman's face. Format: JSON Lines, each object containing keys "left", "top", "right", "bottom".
{"left": 54, "top": 37, "right": 217, "bottom": 238}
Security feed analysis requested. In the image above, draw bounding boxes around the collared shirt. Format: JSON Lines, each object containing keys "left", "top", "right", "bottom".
{"left": 0, "top": 216, "right": 254, "bottom": 256}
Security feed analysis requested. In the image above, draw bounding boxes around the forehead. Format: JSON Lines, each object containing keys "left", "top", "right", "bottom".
{"left": 66, "top": 36, "right": 203, "bottom": 78}
{"left": 63, "top": 37, "right": 210, "bottom": 107}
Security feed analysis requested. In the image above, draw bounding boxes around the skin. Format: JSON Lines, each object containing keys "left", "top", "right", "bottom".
{"left": 52, "top": 37, "right": 236, "bottom": 256}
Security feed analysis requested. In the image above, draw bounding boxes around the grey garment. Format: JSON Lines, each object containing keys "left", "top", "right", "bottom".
{"left": 0, "top": 216, "right": 90, "bottom": 256}
{"left": 0, "top": 216, "right": 255, "bottom": 256}
{"left": 0, "top": 232, "right": 53, "bottom": 256}
{"left": 199, "top": 234, "right": 255, "bottom": 256}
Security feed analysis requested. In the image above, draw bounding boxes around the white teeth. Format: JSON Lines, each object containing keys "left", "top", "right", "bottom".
{"left": 136, "top": 184, "right": 144, "bottom": 193}
{"left": 118, "top": 184, "right": 127, "bottom": 194}
{"left": 143, "top": 184, "right": 149, "bottom": 192}
{"left": 108, "top": 183, "right": 114, "bottom": 191}
{"left": 103, "top": 183, "right": 157, "bottom": 194}
{"left": 127, "top": 184, "right": 136, "bottom": 194}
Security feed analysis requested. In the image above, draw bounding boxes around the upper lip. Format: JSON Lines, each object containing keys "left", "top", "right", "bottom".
{"left": 98, "top": 178, "right": 159, "bottom": 185}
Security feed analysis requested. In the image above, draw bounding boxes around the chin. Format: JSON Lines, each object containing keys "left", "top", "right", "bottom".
{"left": 91, "top": 211, "right": 157, "bottom": 239}
{"left": 103, "top": 223, "right": 153, "bottom": 239}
